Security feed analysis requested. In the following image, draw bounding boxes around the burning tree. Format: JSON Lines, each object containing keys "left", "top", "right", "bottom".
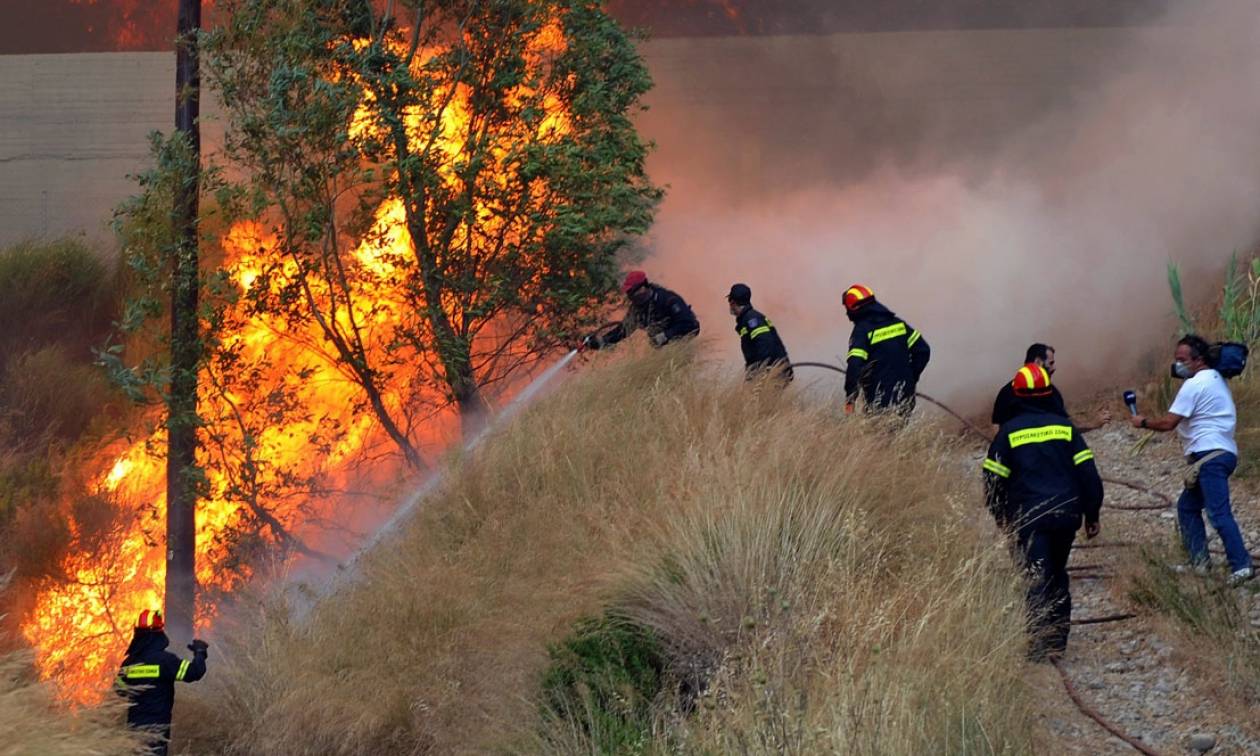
{"left": 21, "top": 0, "right": 659, "bottom": 701}
{"left": 208, "top": 0, "right": 661, "bottom": 437}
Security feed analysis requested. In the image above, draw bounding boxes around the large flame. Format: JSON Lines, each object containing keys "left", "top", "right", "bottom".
{"left": 22, "top": 19, "right": 571, "bottom": 704}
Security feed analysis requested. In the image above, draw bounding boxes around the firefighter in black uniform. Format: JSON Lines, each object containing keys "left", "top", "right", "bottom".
{"left": 116, "top": 609, "right": 208, "bottom": 755}
{"left": 982, "top": 364, "right": 1104, "bottom": 662}
{"left": 727, "top": 283, "right": 792, "bottom": 383}
{"left": 583, "top": 270, "right": 699, "bottom": 350}
{"left": 842, "top": 284, "right": 930, "bottom": 414}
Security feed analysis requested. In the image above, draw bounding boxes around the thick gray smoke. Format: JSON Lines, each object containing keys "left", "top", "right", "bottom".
{"left": 632, "top": 0, "right": 1260, "bottom": 412}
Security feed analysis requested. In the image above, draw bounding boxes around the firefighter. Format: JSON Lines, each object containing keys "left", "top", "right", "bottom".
{"left": 983, "top": 364, "right": 1104, "bottom": 662}
{"left": 583, "top": 270, "right": 700, "bottom": 350}
{"left": 727, "top": 283, "right": 792, "bottom": 383}
{"left": 842, "top": 284, "right": 930, "bottom": 414}
{"left": 116, "top": 609, "right": 208, "bottom": 756}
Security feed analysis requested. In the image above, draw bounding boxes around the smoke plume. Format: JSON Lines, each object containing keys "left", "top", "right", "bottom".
{"left": 633, "top": 0, "right": 1260, "bottom": 412}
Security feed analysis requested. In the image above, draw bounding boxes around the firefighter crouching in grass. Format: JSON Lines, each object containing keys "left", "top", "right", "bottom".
{"left": 727, "top": 282, "right": 792, "bottom": 384}
{"left": 983, "top": 364, "right": 1103, "bottom": 662}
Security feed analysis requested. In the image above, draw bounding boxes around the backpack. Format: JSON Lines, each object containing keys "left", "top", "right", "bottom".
{"left": 1208, "top": 341, "right": 1249, "bottom": 379}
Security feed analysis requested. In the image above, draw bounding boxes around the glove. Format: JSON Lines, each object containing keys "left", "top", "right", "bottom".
{"left": 188, "top": 639, "right": 210, "bottom": 657}
{"left": 651, "top": 331, "right": 669, "bottom": 347}
{"left": 844, "top": 402, "right": 855, "bottom": 415}
{"left": 582, "top": 334, "right": 602, "bottom": 351}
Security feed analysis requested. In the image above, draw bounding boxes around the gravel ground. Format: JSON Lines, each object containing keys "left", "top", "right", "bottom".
{"left": 960, "top": 422, "right": 1260, "bottom": 755}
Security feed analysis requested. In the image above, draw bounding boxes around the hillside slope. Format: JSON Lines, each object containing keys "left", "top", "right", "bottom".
{"left": 176, "top": 345, "right": 1035, "bottom": 754}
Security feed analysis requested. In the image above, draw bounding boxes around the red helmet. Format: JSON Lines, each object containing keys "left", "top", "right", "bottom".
{"left": 1012, "top": 363, "right": 1053, "bottom": 397}
{"left": 136, "top": 609, "right": 165, "bottom": 632}
{"left": 621, "top": 270, "right": 648, "bottom": 295}
{"left": 842, "top": 284, "right": 875, "bottom": 312}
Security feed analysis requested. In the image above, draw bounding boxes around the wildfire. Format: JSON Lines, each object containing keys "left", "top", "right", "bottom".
{"left": 22, "top": 17, "right": 573, "bottom": 704}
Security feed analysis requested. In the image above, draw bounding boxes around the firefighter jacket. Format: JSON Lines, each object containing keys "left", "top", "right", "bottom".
{"left": 844, "top": 302, "right": 929, "bottom": 407}
{"left": 603, "top": 284, "right": 700, "bottom": 348}
{"left": 734, "top": 306, "right": 792, "bottom": 379}
{"left": 982, "top": 402, "right": 1104, "bottom": 533}
{"left": 116, "top": 630, "right": 207, "bottom": 727}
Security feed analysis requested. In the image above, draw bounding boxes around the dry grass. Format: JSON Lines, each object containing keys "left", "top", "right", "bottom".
{"left": 181, "top": 343, "right": 1036, "bottom": 755}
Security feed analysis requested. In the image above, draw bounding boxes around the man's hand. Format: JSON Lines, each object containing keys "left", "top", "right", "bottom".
{"left": 1097, "top": 409, "right": 1113, "bottom": 426}
{"left": 1085, "top": 521, "right": 1101, "bottom": 540}
{"left": 1129, "top": 414, "right": 1146, "bottom": 429}
{"left": 581, "top": 334, "right": 602, "bottom": 351}
{"left": 844, "top": 402, "right": 856, "bottom": 415}
{"left": 188, "top": 639, "right": 210, "bottom": 656}
{"left": 651, "top": 331, "right": 668, "bottom": 347}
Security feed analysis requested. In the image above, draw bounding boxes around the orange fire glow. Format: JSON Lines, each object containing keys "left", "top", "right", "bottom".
{"left": 22, "top": 19, "right": 571, "bottom": 704}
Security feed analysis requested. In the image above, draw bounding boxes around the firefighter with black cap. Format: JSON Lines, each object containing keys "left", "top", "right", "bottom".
{"left": 583, "top": 270, "right": 700, "bottom": 350}
{"left": 982, "top": 364, "right": 1104, "bottom": 662}
{"left": 727, "top": 283, "right": 792, "bottom": 383}
{"left": 842, "top": 284, "right": 930, "bottom": 414}
{"left": 116, "top": 609, "right": 208, "bottom": 755}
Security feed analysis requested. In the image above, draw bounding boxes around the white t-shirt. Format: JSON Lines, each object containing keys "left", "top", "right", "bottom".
{"left": 1169, "top": 368, "right": 1237, "bottom": 456}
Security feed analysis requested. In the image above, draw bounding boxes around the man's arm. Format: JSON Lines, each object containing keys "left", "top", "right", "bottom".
{"left": 844, "top": 331, "right": 869, "bottom": 407}
{"left": 1070, "top": 431, "right": 1104, "bottom": 537}
{"left": 907, "top": 325, "right": 930, "bottom": 380}
{"left": 982, "top": 435, "right": 1014, "bottom": 529}
{"left": 1129, "top": 412, "right": 1184, "bottom": 432}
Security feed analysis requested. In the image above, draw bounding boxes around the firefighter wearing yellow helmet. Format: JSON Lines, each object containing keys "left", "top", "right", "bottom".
{"left": 841, "top": 284, "right": 930, "bottom": 414}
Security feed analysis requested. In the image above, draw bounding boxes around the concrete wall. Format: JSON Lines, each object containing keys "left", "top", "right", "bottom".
{"left": 0, "top": 27, "right": 1137, "bottom": 247}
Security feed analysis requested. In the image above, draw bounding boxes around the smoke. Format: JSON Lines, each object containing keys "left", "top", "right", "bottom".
{"left": 633, "top": 0, "right": 1260, "bottom": 412}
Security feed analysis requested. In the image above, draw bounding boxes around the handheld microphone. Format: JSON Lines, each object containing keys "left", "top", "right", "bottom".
{"left": 1123, "top": 390, "right": 1138, "bottom": 416}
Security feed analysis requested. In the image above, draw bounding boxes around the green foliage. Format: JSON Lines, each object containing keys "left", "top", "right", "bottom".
{"left": 0, "top": 238, "right": 120, "bottom": 375}
{"left": 0, "top": 346, "right": 114, "bottom": 450}
{"left": 540, "top": 613, "right": 666, "bottom": 753}
{"left": 206, "top": 0, "right": 662, "bottom": 422}
{"left": 1167, "top": 262, "right": 1195, "bottom": 337}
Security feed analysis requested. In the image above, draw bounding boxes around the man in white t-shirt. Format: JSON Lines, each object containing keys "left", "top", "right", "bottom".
{"left": 1131, "top": 335, "right": 1253, "bottom": 584}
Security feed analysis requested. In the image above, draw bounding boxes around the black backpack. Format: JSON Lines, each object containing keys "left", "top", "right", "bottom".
{"left": 1208, "top": 342, "right": 1249, "bottom": 379}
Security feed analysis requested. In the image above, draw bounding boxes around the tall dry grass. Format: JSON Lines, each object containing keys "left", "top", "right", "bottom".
{"left": 182, "top": 344, "right": 1035, "bottom": 754}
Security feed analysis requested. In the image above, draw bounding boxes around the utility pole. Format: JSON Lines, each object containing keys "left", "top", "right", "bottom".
{"left": 167, "top": 0, "right": 202, "bottom": 644}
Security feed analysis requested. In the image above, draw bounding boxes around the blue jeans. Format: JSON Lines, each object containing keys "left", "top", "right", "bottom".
{"left": 1178, "top": 451, "right": 1252, "bottom": 572}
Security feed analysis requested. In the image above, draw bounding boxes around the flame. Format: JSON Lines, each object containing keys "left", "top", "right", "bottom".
{"left": 22, "top": 19, "right": 572, "bottom": 704}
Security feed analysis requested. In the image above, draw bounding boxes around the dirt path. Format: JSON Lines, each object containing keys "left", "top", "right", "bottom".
{"left": 959, "top": 422, "right": 1260, "bottom": 755}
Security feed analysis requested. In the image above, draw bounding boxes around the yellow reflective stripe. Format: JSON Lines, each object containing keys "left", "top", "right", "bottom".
{"left": 847, "top": 348, "right": 869, "bottom": 360}
{"left": 176, "top": 660, "right": 190, "bottom": 681}
{"left": 749, "top": 325, "right": 772, "bottom": 339}
{"left": 1074, "top": 449, "right": 1095, "bottom": 465}
{"left": 868, "top": 322, "right": 908, "bottom": 345}
{"left": 123, "top": 664, "right": 161, "bottom": 680}
{"left": 738, "top": 327, "right": 749, "bottom": 337}
{"left": 907, "top": 329, "right": 922, "bottom": 347}
{"left": 1008, "top": 425, "right": 1073, "bottom": 448}
{"left": 1017, "top": 366, "right": 1036, "bottom": 389}
{"left": 982, "top": 459, "right": 1012, "bottom": 478}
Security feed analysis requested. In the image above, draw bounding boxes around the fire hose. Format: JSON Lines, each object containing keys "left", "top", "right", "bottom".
{"left": 789, "top": 361, "right": 1163, "bottom": 754}
{"left": 786, "top": 362, "right": 1175, "bottom": 511}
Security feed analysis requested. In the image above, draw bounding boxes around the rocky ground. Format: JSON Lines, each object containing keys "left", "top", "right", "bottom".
{"left": 959, "top": 422, "right": 1260, "bottom": 755}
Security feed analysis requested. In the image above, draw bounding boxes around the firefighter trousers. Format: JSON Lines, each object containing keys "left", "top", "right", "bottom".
{"left": 1017, "top": 525, "right": 1076, "bottom": 660}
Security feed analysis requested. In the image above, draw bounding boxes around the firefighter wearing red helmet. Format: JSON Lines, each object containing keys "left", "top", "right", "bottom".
{"left": 115, "top": 609, "right": 208, "bottom": 756}
{"left": 982, "top": 364, "right": 1104, "bottom": 662}
{"left": 841, "top": 284, "right": 930, "bottom": 414}
{"left": 583, "top": 270, "right": 699, "bottom": 350}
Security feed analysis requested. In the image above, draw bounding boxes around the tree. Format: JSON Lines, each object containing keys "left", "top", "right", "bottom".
{"left": 167, "top": 0, "right": 203, "bottom": 644}
{"left": 207, "top": 0, "right": 661, "bottom": 443}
